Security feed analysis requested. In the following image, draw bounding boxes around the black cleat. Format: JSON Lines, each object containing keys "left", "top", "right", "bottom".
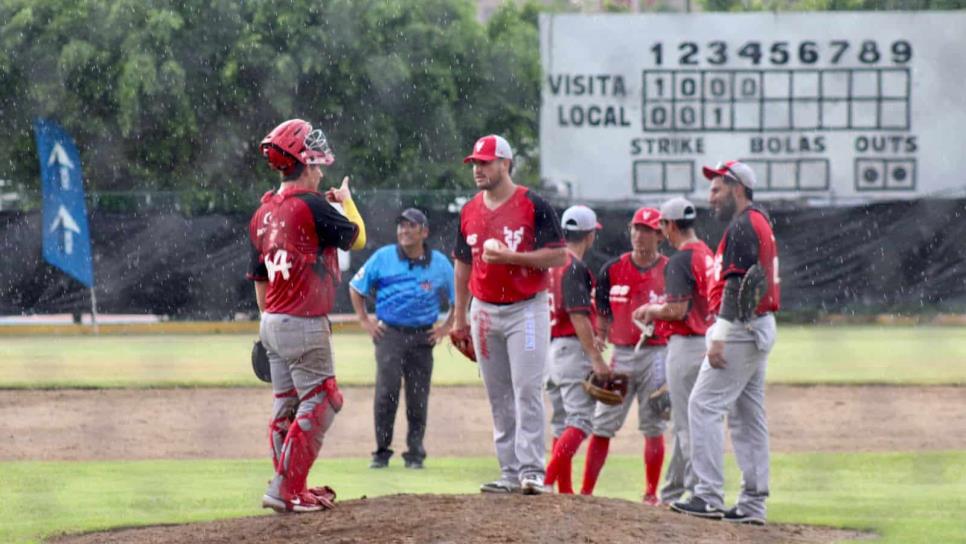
{"left": 670, "top": 496, "right": 725, "bottom": 520}
{"left": 723, "top": 506, "right": 766, "bottom": 525}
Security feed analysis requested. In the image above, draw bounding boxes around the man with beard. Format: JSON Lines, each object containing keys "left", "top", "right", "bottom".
{"left": 670, "top": 161, "right": 780, "bottom": 526}
{"left": 453, "top": 134, "right": 565, "bottom": 495}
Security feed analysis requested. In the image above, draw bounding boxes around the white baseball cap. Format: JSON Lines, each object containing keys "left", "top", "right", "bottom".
{"left": 464, "top": 135, "right": 513, "bottom": 163}
{"left": 702, "top": 160, "right": 757, "bottom": 189}
{"left": 561, "top": 205, "right": 602, "bottom": 231}
{"left": 659, "top": 197, "right": 697, "bottom": 221}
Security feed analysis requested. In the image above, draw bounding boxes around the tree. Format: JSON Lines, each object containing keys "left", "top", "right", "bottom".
{"left": 0, "top": 0, "right": 544, "bottom": 209}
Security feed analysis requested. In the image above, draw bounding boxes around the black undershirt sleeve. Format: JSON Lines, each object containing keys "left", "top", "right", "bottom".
{"left": 529, "top": 192, "right": 565, "bottom": 249}
{"left": 718, "top": 276, "right": 741, "bottom": 322}
{"left": 453, "top": 216, "right": 472, "bottom": 264}
{"left": 596, "top": 259, "right": 616, "bottom": 319}
{"left": 301, "top": 194, "right": 359, "bottom": 251}
{"left": 563, "top": 260, "right": 592, "bottom": 314}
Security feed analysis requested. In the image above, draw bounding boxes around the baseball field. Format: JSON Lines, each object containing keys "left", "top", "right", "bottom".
{"left": 1, "top": 325, "right": 965, "bottom": 543}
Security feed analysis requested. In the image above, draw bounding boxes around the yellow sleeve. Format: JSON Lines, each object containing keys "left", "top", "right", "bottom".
{"left": 340, "top": 197, "right": 367, "bottom": 251}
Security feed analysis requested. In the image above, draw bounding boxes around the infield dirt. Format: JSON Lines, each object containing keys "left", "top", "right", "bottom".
{"left": 2, "top": 384, "right": 963, "bottom": 461}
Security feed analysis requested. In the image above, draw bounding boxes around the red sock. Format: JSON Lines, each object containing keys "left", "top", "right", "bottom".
{"left": 580, "top": 435, "right": 610, "bottom": 495}
{"left": 644, "top": 435, "right": 665, "bottom": 497}
{"left": 545, "top": 427, "right": 586, "bottom": 493}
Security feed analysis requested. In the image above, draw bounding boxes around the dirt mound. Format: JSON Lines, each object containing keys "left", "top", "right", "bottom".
{"left": 50, "top": 494, "right": 869, "bottom": 544}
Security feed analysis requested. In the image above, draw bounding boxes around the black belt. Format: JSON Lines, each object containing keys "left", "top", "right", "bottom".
{"left": 385, "top": 323, "right": 433, "bottom": 333}
{"left": 481, "top": 293, "right": 538, "bottom": 306}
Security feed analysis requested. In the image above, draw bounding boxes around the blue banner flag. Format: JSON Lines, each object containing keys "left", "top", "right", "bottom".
{"left": 34, "top": 118, "right": 94, "bottom": 287}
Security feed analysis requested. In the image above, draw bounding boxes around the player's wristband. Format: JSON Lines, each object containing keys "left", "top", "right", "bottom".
{"left": 711, "top": 318, "right": 733, "bottom": 342}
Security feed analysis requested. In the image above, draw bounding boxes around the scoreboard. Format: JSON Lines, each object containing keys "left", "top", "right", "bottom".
{"left": 538, "top": 12, "right": 966, "bottom": 203}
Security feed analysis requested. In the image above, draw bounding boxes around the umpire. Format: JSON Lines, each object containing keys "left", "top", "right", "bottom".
{"left": 349, "top": 208, "right": 455, "bottom": 470}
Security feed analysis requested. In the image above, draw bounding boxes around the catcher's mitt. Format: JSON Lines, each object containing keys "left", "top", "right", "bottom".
{"left": 449, "top": 326, "right": 476, "bottom": 362}
{"left": 647, "top": 384, "right": 671, "bottom": 421}
{"left": 582, "top": 372, "right": 630, "bottom": 406}
{"left": 251, "top": 340, "right": 271, "bottom": 383}
{"left": 737, "top": 264, "right": 767, "bottom": 322}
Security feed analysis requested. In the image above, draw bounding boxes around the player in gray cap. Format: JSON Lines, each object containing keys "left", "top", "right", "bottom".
{"left": 670, "top": 160, "right": 780, "bottom": 525}
{"left": 544, "top": 205, "right": 609, "bottom": 494}
{"left": 633, "top": 197, "right": 714, "bottom": 505}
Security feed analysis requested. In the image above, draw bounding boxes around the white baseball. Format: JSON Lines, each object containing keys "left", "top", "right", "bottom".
{"left": 483, "top": 238, "right": 503, "bottom": 251}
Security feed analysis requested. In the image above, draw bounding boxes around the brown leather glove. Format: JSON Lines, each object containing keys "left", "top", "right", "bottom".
{"left": 449, "top": 326, "right": 476, "bottom": 362}
{"left": 583, "top": 372, "right": 630, "bottom": 406}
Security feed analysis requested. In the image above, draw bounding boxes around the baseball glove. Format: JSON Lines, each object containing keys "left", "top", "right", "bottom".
{"left": 737, "top": 264, "right": 767, "bottom": 322}
{"left": 582, "top": 372, "right": 630, "bottom": 406}
{"left": 449, "top": 326, "right": 476, "bottom": 362}
{"left": 647, "top": 384, "right": 671, "bottom": 421}
{"left": 251, "top": 340, "right": 271, "bottom": 383}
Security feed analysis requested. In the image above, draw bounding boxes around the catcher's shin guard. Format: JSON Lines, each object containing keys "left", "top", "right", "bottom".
{"left": 269, "top": 388, "right": 298, "bottom": 471}
{"left": 274, "top": 379, "right": 342, "bottom": 497}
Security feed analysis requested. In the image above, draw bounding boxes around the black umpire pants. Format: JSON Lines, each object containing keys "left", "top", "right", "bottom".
{"left": 372, "top": 324, "right": 434, "bottom": 463}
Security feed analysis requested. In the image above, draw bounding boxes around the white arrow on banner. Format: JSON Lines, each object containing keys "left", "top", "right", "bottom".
{"left": 49, "top": 204, "right": 81, "bottom": 255}
{"left": 47, "top": 143, "right": 75, "bottom": 190}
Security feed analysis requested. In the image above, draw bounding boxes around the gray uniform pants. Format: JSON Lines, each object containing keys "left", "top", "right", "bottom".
{"left": 546, "top": 336, "right": 596, "bottom": 437}
{"left": 659, "top": 335, "right": 707, "bottom": 504}
{"left": 260, "top": 313, "right": 338, "bottom": 495}
{"left": 372, "top": 325, "right": 434, "bottom": 463}
{"left": 471, "top": 292, "right": 550, "bottom": 483}
{"left": 591, "top": 345, "right": 668, "bottom": 438}
{"left": 689, "top": 314, "right": 776, "bottom": 519}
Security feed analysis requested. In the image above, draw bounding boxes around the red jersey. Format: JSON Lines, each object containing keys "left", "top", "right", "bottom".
{"left": 596, "top": 253, "right": 669, "bottom": 347}
{"left": 247, "top": 188, "right": 359, "bottom": 317}
{"left": 548, "top": 251, "right": 596, "bottom": 338}
{"left": 664, "top": 240, "right": 714, "bottom": 336}
{"left": 454, "top": 186, "right": 564, "bottom": 304}
{"left": 709, "top": 206, "right": 781, "bottom": 316}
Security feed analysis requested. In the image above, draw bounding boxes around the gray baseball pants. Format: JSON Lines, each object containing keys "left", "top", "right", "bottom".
{"left": 591, "top": 345, "right": 668, "bottom": 438}
{"left": 689, "top": 314, "right": 776, "bottom": 519}
{"left": 659, "top": 334, "right": 706, "bottom": 504}
{"left": 471, "top": 292, "right": 550, "bottom": 483}
{"left": 546, "top": 336, "right": 596, "bottom": 437}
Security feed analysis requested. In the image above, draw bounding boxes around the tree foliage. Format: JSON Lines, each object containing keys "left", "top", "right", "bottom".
{"left": 0, "top": 0, "right": 542, "bottom": 206}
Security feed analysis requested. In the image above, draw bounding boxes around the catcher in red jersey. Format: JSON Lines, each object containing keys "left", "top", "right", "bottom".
{"left": 453, "top": 134, "right": 565, "bottom": 495}
{"left": 580, "top": 207, "right": 669, "bottom": 506}
{"left": 670, "top": 160, "right": 780, "bottom": 526}
{"left": 633, "top": 197, "right": 714, "bottom": 505}
{"left": 543, "top": 205, "right": 609, "bottom": 494}
{"left": 248, "top": 119, "right": 367, "bottom": 514}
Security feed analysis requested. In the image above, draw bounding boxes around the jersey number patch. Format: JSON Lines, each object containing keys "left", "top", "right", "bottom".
{"left": 265, "top": 249, "right": 293, "bottom": 282}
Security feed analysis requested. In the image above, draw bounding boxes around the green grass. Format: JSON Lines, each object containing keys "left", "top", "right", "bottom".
{"left": 1, "top": 452, "right": 963, "bottom": 544}
{"left": 1, "top": 326, "right": 965, "bottom": 388}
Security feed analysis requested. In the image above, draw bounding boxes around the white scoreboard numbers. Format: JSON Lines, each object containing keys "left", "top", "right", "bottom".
{"left": 539, "top": 12, "right": 966, "bottom": 202}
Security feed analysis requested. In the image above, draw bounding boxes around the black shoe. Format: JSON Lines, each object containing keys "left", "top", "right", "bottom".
{"left": 670, "top": 497, "right": 725, "bottom": 519}
{"left": 369, "top": 457, "right": 389, "bottom": 469}
{"left": 404, "top": 459, "right": 424, "bottom": 469}
{"left": 723, "top": 506, "right": 766, "bottom": 525}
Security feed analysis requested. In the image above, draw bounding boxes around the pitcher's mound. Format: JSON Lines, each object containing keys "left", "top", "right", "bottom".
{"left": 51, "top": 494, "right": 870, "bottom": 544}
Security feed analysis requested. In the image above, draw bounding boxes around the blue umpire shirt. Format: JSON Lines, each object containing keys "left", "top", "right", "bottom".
{"left": 349, "top": 244, "right": 455, "bottom": 328}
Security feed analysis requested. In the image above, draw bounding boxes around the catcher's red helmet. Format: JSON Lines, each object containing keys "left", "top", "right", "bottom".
{"left": 259, "top": 119, "right": 334, "bottom": 174}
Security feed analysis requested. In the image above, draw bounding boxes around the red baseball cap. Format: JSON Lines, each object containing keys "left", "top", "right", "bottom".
{"left": 702, "top": 160, "right": 757, "bottom": 189}
{"left": 631, "top": 207, "right": 661, "bottom": 230}
{"left": 463, "top": 135, "right": 514, "bottom": 163}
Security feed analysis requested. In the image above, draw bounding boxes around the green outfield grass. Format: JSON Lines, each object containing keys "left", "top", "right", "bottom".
{"left": 1, "top": 452, "right": 963, "bottom": 544}
{"left": 1, "top": 326, "right": 965, "bottom": 388}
